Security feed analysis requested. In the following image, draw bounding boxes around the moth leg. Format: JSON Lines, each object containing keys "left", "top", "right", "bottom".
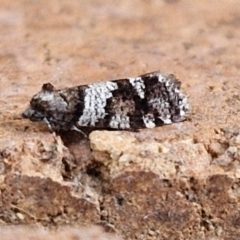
{"left": 43, "top": 118, "right": 69, "bottom": 154}
{"left": 43, "top": 117, "right": 57, "bottom": 139}
{"left": 71, "top": 125, "right": 87, "bottom": 138}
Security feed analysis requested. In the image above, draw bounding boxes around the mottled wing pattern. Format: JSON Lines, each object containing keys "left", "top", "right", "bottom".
{"left": 75, "top": 71, "right": 189, "bottom": 130}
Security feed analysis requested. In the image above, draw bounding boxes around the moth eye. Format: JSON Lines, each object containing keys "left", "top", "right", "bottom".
{"left": 40, "top": 100, "right": 48, "bottom": 106}
{"left": 30, "top": 99, "right": 48, "bottom": 111}
{"left": 39, "top": 101, "right": 50, "bottom": 110}
{"left": 30, "top": 98, "right": 38, "bottom": 107}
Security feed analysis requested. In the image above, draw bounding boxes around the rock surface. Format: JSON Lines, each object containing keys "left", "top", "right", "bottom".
{"left": 1, "top": 0, "right": 240, "bottom": 239}
{"left": 0, "top": 226, "right": 122, "bottom": 240}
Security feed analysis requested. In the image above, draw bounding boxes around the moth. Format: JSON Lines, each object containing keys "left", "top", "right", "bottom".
{"left": 22, "top": 71, "right": 189, "bottom": 133}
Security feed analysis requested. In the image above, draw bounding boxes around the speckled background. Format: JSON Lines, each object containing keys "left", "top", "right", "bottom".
{"left": 1, "top": 0, "right": 240, "bottom": 239}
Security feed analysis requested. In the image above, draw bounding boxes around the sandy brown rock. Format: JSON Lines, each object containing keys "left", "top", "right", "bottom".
{"left": 1, "top": 175, "right": 99, "bottom": 225}
{"left": 90, "top": 131, "right": 213, "bottom": 178}
{"left": 0, "top": 129, "right": 99, "bottom": 226}
{"left": 89, "top": 131, "right": 227, "bottom": 239}
{"left": 1, "top": 0, "right": 240, "bottom": 239}
{"left": 89, "top": 130, "right": 240, "bottom": 239}
{"left": 0, "top": 226, "right": 122, "bottom": 240}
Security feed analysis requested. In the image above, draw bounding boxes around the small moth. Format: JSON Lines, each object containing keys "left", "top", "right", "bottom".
{"left": 22, "top": 71, "right": 189, "bottom": 133}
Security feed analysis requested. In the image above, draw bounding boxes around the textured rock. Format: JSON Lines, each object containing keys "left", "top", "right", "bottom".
{"left": 0, "top": 226, "right": 122, "bottom": 240}
{"left": 89, "top": 131, "right": 222, "bottom": 239}
{"left": 0, "top": 132, "right": 99, "bottom": 226}
{"left": 90, "top": 131, "right": 212, "bottom": 178}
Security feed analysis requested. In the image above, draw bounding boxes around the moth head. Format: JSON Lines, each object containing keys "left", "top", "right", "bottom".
{"left": 22, "top": 83, "right": 62, "bottom": 122}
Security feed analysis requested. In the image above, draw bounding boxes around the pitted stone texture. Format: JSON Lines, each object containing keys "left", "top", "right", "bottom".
{"left": 0, "top": 226, "right": 122, "bottom": 240}
{"left": 90, "top": 131, "right": 213, "bottom": 179}
{"left": 89, "top": 131, "right": 240, "bottom": 239}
